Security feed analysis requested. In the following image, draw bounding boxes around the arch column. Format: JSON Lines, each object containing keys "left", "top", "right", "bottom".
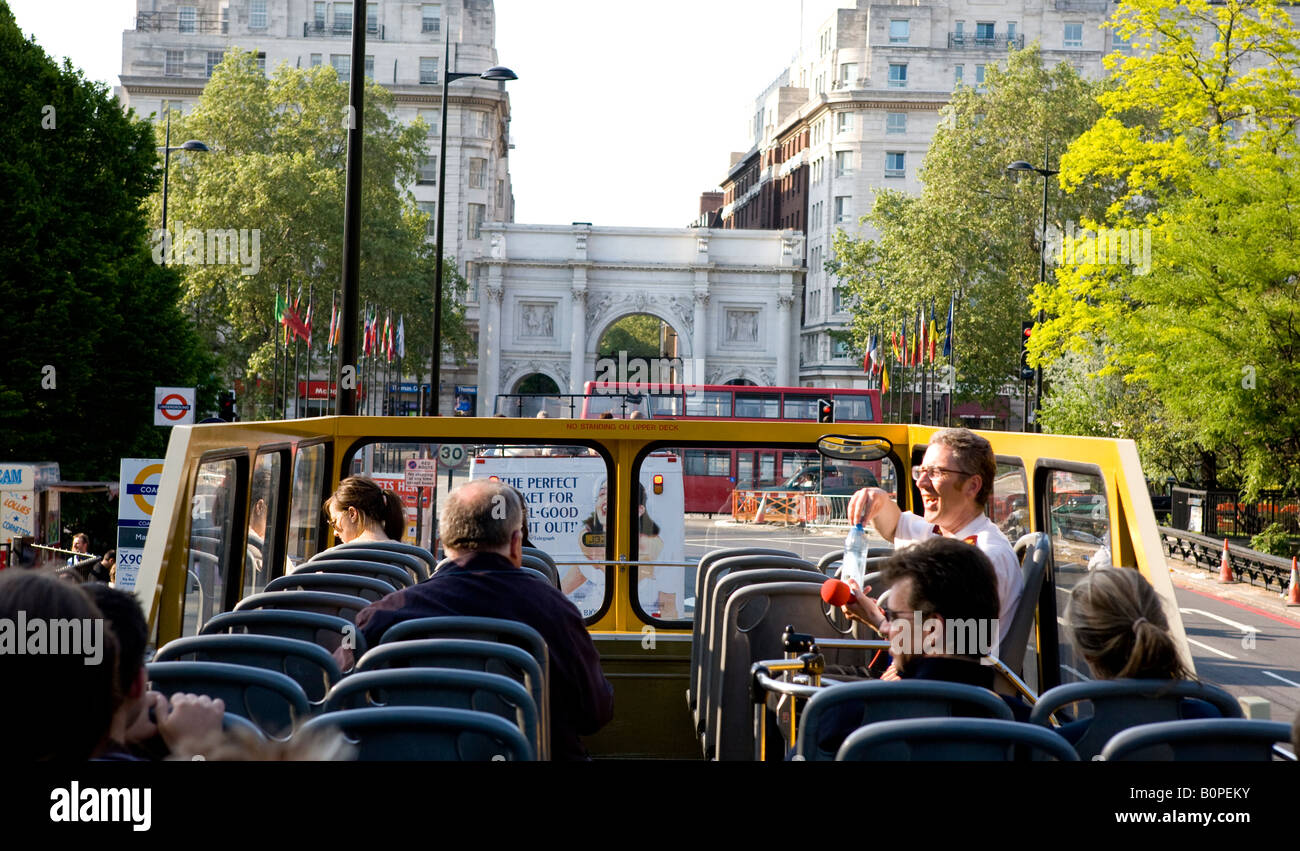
{"left": 478, "top": 269, "right": 504, "bottom": 415}
{"left": 692, "top": 271, "right": 709, "bottom": 384}
{"left": 776, "top": 292, "right": 795, "bottom": 386}
{"left": 569, "top": 272, "right": 587, "bottom": 394}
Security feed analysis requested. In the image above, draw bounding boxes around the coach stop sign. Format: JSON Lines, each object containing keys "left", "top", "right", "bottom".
{"left": 154, "top": 386, "right": 196, "bottom": 426}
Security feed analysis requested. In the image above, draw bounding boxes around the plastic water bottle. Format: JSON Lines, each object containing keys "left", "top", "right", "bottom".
{"left": 841, "top": 523, "right": 868, "bottom": 588}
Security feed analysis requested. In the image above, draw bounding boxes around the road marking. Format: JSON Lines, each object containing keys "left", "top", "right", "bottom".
{"left": 1185, "top": 637, "right": 1238, "bottom": 660}
{"left": 1262, "top": 670, "right": 1300, "bottom": 688}
{"left": 1178, "top": 607, "right": 1258, "bottom": 634}
{"left": 1062, "top": 664, "right": 1093, "bottom": 681}
{"left": 1172, "top": 582, "right": 1300, "bottom": 629}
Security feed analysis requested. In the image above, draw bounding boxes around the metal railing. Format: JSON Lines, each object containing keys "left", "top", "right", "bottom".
{"left": 1159, "top": 526, "right": 1294, "bottom": 593}
{"left": 304, "top": 22, "right": 384, "bottom": 39}
{"left": 947, "top": 32, "right": 1025, "bottom": 49}
{"left": 136, "top": 11, "right": 226, "bottom": 33}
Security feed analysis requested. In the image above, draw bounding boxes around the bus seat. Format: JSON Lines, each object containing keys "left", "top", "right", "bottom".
{"left": 298, "top": 706, "right": 534, "bottom": 761}
{"left": 712, "top": 581, "right": 852, "bottom": 761}
{"left": 816, "top": 550, "right": 843, "bottom": 575}
{"left": 323, "top": 540, "right": 436, "bottom": 577}
{"left": 308, "top": 547, "right": 429, "bottom": 584}
{"left": 836, "top": 717, "right": 1080, "bottom": 761}
{"left": 222, "top": 711, "right": 268, "bottom": 744}
{"left": 520, "top": 553, "right": 560, "bottom": 587}
{"left": 147, "top": 660, "right": 311, "bottom": 739}
{"left": 155, "top": 634, "right": 342, "bottom": 708}
{"left": 999, "top": 532, "right": 1051, "bottom": 679}
{"left": 697, "top": 567, "right": 823, "bottom": 752}
{"left": 355, "top": 638, "right": 549, "bottom": 760}
{"left": 1100, "top": 718, "right": 1293, "bottom": 761}
{"left": 292, "top": 559, "right": 413, "bottom": 591}
{"left": 323, "top": 669, "right": 541, "bottom": 760}
{"left": 201, "top": 610, "right": 367, "bottom": 656}
{"left": 522, "top": 547, "right": 557, "bottom": 572}
{"left": 1029, "top": 679, "right": 1243, "bottom": 760}
{"left": 378, "top": 616, "right": 549, "bottom": 685}
{"left": 520, "top": 566, "right": 551, "bottom": 585}
{"left": 795, "top": 680, "right": 1014, "bottom": 762}
{"left": 234, "top": 590, "right": 370, "bottom": 625}
{"left": 688, "top": 551, "right": 808, "bottom": 723}
{"left": 267, "top": 572, "right": 397, "bottom": 603}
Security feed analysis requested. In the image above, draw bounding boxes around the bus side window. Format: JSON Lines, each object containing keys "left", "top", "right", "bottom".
{"left": 287, "top": 443, "right": 329, "bottom": 566}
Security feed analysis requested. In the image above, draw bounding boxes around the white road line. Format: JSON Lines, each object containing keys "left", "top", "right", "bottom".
{"left": 1062, "top": 664, "right": 1093, "bottom": 681}
{"left": 1185, "top": 637, "right": 1238, "bottom": 660}
{"left": 1178, "top": 607, "right": 1259, "bottom": 634}
{"left": 1262, "top": 670, "right": 1300, "bottom": 688}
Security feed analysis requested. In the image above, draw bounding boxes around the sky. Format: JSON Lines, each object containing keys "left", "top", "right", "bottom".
{"left": 7, "top": 0, "right": 852, "bottom": 227}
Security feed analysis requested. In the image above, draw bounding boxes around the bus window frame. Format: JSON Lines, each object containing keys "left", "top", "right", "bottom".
{"left": 248, "top": 444, "right": 293, "bottom": 592}
{"left": 289, "top": 438, "right": 334, "bottom": 562}
{"left": 188, "top": 448, "right": 250, "bottom": 622}
{"left": 338, "top": 436, "right": 618, "bottom": 626}
{"left": 630, "top": 439, "right": 907, "bottom": 628}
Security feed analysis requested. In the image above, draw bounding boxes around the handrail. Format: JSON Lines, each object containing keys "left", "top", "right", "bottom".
{"left": 1159, "top": 526, "right": 1292, "bottom": 592}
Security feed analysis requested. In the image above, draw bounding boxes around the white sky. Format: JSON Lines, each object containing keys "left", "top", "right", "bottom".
{"left": 8, "top": 0, "right": 851, "bottom": 227}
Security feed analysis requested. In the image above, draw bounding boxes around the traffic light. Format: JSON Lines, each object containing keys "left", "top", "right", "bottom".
{"left": 817, "top": 398, "right": 835, "bottom": 424}
{"left": 1020, "top": 322, "right": 1035, "bottom": 381}
{"left": 218, "top": 391, "right": 237, "bottom": 422}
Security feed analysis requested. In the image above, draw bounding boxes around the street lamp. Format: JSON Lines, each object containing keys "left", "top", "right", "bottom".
{"left": 429, "top": 29, "right": 516, "bottom": 416}
{"left": 159, "top": 110, "right": 209, "bottom": 266}
{"left": 1006, "top": 146, "right": 1057, "bottom": 433}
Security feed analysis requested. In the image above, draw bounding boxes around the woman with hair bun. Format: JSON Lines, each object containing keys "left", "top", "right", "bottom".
{"left": 323, "top": 476, "right": 405, "bottom": 543}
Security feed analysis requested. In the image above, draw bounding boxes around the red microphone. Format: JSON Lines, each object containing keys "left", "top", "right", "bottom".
{"left": 821, "top": 578, "right": 853, "bottom": 607}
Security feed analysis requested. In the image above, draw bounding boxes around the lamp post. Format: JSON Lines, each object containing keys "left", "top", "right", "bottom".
{"left": 159, "top": 110, "right": 209, "bottom": 265}
{"left": 1006, "top": 145, "right": 1057, "bottom": 433}
{"left": 429, "top": 28, "right": 516, "bottom": 416}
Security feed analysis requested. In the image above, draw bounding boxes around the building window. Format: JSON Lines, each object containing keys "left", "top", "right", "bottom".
{"left": 330, "top": 54, "right": 350, "bottom": 82}
{"left": 310, "top": 53, "right": 322, "bottom": 68}
{"left": 496, "top": 178, "right": 505, "bottom": 208}
{"left": 162, "top": 99, "right": 185, "bottom": 116}
{"left": 314, "top": 2, "right": 326, "bottom": 30}
{"left": 810, "top": 201, "right": 822, "bottom": 230}
{"left": 890, "top": 19, "right": 909, "bottom": 44}
{"left": 834, "top": 196, "right": 851, "bottom": 223}
{"left": 838, "top": 62, "right": 857, "bottom": 87}
{"left": 885, "top": 152, "right": 905, "bottom": 178}
{"left": 955, "top": 20, "right": 965, "bottom": 39}
{"left": 975, "top": 64, "right": 986, "bottom": 86}
{"left": 418, "top": 202, "right": 436, "bottom": 237}
{"left": 469, "top": 157, "right": 486, "bottom": 189}
{"left": 250, "top": 0, "right": 267, "bottom": 29}
{"left": 423, "top": 4, "right": 441, "bottom": 33}
{"left": 204, "top": 50, "right": 223, "bottom": 77}
{"left": 417, "top": 155, "right": 438, "bottom": 185}
{"left": 811, "top": 157, "right": 823, "bottom": 185}
{"left": 164, "top": 50, "right": 183, "bottom": 77}
{"left": 954, "top": 64, "right": 964, "bottom": 86}
{"left": 256, "top": 51, "right": 266, "bottom": 76}
{"left": 886, "top": 112, "right": 906, "bottom": 134}
{"left": 1064, "top": 22, "right": 1083, "bottom": 48}
{"left": 179, "top": 6, "right": 196, "bottom": 33}
{"left": 836, "top": 112, "right": 853, "bottom": 134}
{"left": 467, "top": 203, "right": 485, "bottom": 240}
{"left": 470, "top": 264, "right": 483, "bottom": 304}
{"left": 976, "top": 21, "right": 995, "bottom": 43}
{"left": 366, "top": 2, "right": 378, "bottom": 33}
{"left": 364, "top": 55, "right": 374, "bottom": 80}
{"left": 1112, "top": 29, "right": 1131, "bottom": 53}
{"left": 419, "top": 57, "right": 437, "bottom": 84}
{"left": 888, "top": 63, "right": 907, "bottom": 88}
{"left": 469, "top": 111, "right": 490, "bottom": 138}
{"left": 418, "top": 108, "right": 440, "bottom": 134}
{"left": 1007, "top": 22, "right": 1017, "bottom": 43}
{"left": 333, "top": 2, "right": 351, "bottom": 32}
{"left": 834, "top": 150, "right": 854, "bottom": 178}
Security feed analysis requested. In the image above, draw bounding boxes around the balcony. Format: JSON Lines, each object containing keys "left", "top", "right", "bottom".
{"left": 948, "top": 32, "right": 1025, "bottom": 49}
{"left": 304, "top": 22, "right": 385, "bottom": 40}
{"left": 135, "top": 11, "right": 225, "bottom": 34}
{"left": 1055, "top": 0, "right": 1110, "bottom": 11}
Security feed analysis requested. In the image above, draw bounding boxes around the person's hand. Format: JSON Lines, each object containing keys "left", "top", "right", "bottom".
{"left": 124, "top": 690, "right": 165, "bottom": 743}
{"left": 333, "top": 644, "right": 355, "bottom": 672}
{"left": 839, "top": 580, "right": 886, "bottom": 634}
{"left": 879, "top": 662, "right": 902, "bottom": 682}
{"left": 155, "top": 692, "right": 225, "bottom": 756}
{"left": 847, "top": 488, "right": 890, "bottom": 526}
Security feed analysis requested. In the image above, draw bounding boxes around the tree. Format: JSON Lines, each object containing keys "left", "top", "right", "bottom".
{"left": 1037, "top": 0, "right": 1300, "bottom": 494}
{"left": 148, "top": 50, "right": 469, "bottom": 418}
{"left": 0, "top": 5, "right": 215, "bottom": 491}
{"left": 832, "top": 46, "right": 1109, "bottom": 403}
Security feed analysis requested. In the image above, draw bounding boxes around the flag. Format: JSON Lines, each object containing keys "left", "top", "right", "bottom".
{"left": 328, "top": 296, "right": 338, "bottom": 349}
{"left": 362, "top": 311, "right": 372, "bottom": 356}
{"left": 915, "top": 307, "right": 924, "bottom": 366}
{"left": 304, "top": 297, "right": 313, "bottom": 346}
{"left": 943, "top": 294, "right": 954, "bottom": 360}
{"left": 899, "top": 322, "right": 908, "bottom": 366}
{"left": 385, "top": 313, "right": 395, "bottom": 363}
{"left": 396, "top": 315, "right": 406, "bottom": 358}
{"left": 928, "top": 301, "right": 937, "bottom": 363}
{"left": 880, "top": 361, "right": 890, "bottom": 395}
{"left": 276, "top": 290, "right": 310, "bottom": 342}
{"left": 892, "top": 327, "right": 902, "bottom": 363}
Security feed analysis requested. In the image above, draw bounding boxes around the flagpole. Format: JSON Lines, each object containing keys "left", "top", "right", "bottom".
{"left": 293, "top": 291, "right": 302, "bottom": 419}
{"left": 304, "top": 284, "right": 314, "bottom": 418}
{"left": 271, "top": 292, "right": 280, "bottom": 422}
{"left": 282, "top": 281, "right": 291, "bottom": 418}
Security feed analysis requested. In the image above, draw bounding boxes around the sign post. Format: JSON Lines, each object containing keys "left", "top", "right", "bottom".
{"left": 154, "top": 386, "right": 196, "bottom": 426}
{"left": 116, "top": 458, "right": 164, "bottom": 591}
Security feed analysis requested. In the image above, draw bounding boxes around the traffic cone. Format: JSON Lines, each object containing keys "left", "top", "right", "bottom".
{"left": 1217, "top": 538, "right": 1235, "bottom": 583}
{"left": 754, "top": 495, "right": 767, "bottom": 524}
{"left": 1286, "top": 557, "right": 1299, "bottom": 607}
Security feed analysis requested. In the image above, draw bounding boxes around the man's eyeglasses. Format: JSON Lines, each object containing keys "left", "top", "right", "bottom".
{"left": 911, "top": 465, "right": 972, "bottom": 482}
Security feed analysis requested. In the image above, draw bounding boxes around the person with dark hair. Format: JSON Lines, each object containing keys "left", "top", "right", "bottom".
{"left": 94, "top": 550, "right": 115, "bottom": 584}
{"left": 84, "top": 583, "right": 224, "bottom": 760}
{"left": 847, "top": 427, "right": 1022, "bottom": 642}
{"left": 0, "top": 571, "right": 118, "bottom": 760}
{"left": 323, "top": 475, "right": 405, "bottom": 543}
{"left": 345, "top": 479, "right": 614, "bottom": 760}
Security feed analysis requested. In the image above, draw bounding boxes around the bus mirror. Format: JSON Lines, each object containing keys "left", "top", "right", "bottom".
{"left": 816, "top": 435, "right": 892, "bottom": 463}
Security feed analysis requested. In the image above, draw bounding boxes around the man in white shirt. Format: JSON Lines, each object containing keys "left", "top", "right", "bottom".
{"left": 844, "top": 428, "right": 1023, "bottom": 644}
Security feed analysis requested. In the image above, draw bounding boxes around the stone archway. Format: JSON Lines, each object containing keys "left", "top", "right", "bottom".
{"left": 588, "top": 310, "right": 690, "bottom": 387}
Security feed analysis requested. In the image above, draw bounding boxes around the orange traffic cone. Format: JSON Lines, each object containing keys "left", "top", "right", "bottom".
{"left": 1286, "top": 557, "right": 1299, "bottom": 607}
{"left": 1218, "top": 538, "right": 1235, "bottom": 583}
{"left": 754, "top": 495, "right": 767, "bottom": 524}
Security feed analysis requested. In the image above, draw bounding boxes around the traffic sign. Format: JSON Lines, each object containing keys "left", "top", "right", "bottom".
{"left": 154, "top": 386, "right": 196, "bottom": 426}
{"left": 404, "top": 458, "right": 439, "bottom": 488}
{"left": 438, "top": 444, "right": 467, "bottom": 469}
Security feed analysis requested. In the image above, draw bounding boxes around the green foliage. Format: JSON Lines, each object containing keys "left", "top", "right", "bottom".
{"left": 1038, "top": 0, "right": 1300, "bottom": 496}
{"left": 0, "top": 5, "right": 215, "bottom": 480}
{"left": 146, "top": 50, "right": 468, "bottom": 418}
{"left": 598, "top": 314, "right": 666, "bottom": 358}
{"left": 1249, "top": 522, "right": 1294, "bottom": 558}
{"left": 832, "top": 46, "right": 1108, "bottom": 402}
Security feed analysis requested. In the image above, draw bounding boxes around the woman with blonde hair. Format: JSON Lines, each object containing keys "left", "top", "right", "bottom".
{"left": 1066, "top": 567, "right": 1192, "bottom": 681}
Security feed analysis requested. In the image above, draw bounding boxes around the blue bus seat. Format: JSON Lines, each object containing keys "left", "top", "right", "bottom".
{"left": 292, "top": 558, "right": 413, "bottom": 591}
{"left": 1100, "top": 718, "right": 1293, "bottom": 761}
{"left": 201, "top": 610, "right": 367, "bottom": 656}
{"left": 234, "top": 590, "right": 369, "bottom": 625}
{"left": 298, "top": 706, "right": 534, "bottom": 761}
{"left": 836, "top": 717, "right": 1080, "bottom": 761}
{"left": 155, "top": 634, "right": 342, "bottom": 707}
{"left": 146, "top": 660, "right": 310, "bottom": 739}
{"left": 266, "top": 571, "right": 397, "bottom": 602}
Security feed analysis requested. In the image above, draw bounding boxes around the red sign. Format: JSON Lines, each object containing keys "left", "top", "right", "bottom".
{"left": 158, "top": 393, "right": 191, "bottom": 421}
{"left": 297, "top": 381, "right": 338, "bottom": 401}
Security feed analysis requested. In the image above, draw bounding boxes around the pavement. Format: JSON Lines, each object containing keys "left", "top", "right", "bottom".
{"left": 1165, "top": 554, "right": 1300, "bottom": 627}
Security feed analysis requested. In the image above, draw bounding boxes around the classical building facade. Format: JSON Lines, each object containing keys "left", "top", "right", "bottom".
{"left": 474, "top": 225, "right": 805, "bottom": 415}
{"left": 118, "top": 0, "right": 512, "bottom": 412}
{"left": 713, "top": 0, "right": 1123, "bottom": 396}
